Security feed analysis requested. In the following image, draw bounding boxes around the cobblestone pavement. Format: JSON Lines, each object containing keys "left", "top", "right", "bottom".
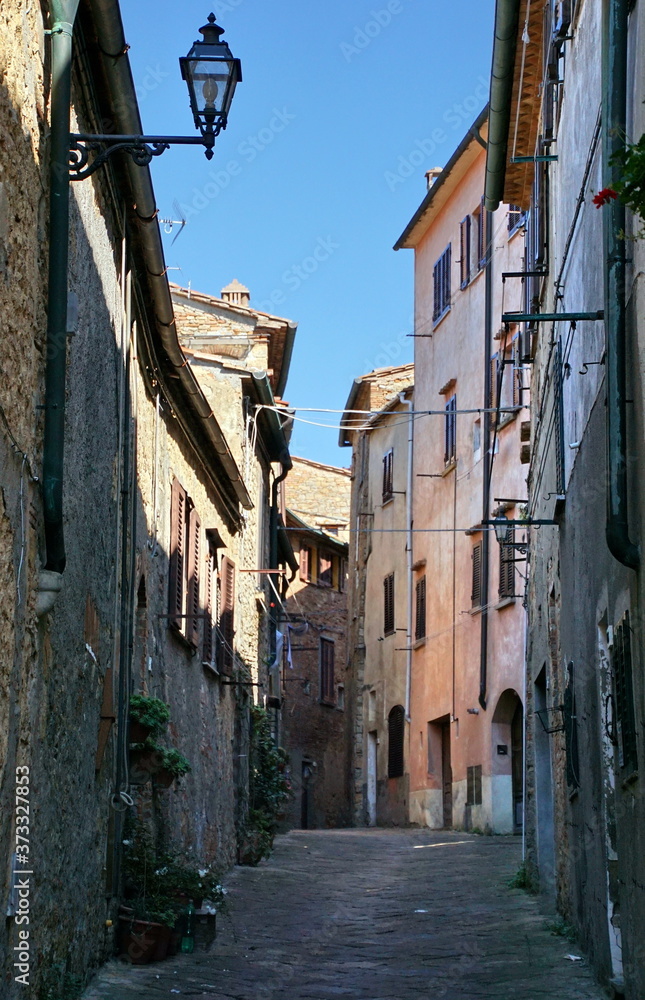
{"left": 83, "top": 828, "right": 607, "bottom": 1000}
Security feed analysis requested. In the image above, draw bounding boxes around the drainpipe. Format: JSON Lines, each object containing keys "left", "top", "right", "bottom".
{"left": 41, "top": 0, "right": 80, "bottom": 586}
{"left": 480, "top": 208, "right": 494, "bottom": 710}
{"left": 484, "top": 0, "right": 521, "bottom": 212}
{"left": 399, "top": 392, "right": 414, "bottom": 721}
{"left": 269, "top": 453, "right": 292, "bottom": 657}
{"left": 603, "top": 0, "right": 639, "bottom": 570}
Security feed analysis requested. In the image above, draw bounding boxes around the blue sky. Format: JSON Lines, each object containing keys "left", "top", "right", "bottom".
{"left": 121, "top": 0, "right": 495, "bottom": 467}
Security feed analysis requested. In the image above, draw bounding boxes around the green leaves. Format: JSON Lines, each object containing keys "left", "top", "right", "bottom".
{"left": 610, "top": 132, "right": 645, "bottom": 228}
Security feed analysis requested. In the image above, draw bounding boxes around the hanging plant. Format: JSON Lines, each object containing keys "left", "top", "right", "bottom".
{"left": 593, "top": 133, "right": 645, "bottom": 236}
{"left": 129, "top": 695, "right": 171, "bottom": 739}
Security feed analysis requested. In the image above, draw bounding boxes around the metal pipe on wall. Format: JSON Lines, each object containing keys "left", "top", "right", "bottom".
{"left": 480, "top": 208, "right": 494, "bottom": 710}
{"left": 603, "top": 0, "right": 639, "bottom": 570}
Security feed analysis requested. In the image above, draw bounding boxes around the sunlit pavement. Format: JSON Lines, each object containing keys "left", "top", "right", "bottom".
{"left": 82, "top": 828, "right": 606, "bottom": 1000}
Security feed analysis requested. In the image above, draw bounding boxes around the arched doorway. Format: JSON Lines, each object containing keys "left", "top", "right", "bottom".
{"left": 492, "top": 689, "right": 524, "bottom": 834}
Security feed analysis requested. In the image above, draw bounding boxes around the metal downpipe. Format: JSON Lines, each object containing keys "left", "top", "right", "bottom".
{"left": 603, "top": 0, "right": 639, "bottom": 569}
{"left": 42, "top": 0, "right": 80, "bottom": 576}
{"left": 480, "top": 208, "right": 494, "bottom": 710}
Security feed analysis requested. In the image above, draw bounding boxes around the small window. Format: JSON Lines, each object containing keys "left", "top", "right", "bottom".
{"left": 388, "top": 705, "right": 405, "bottom": 778}
{"left": 168, "top": 478, "right": 201, "bottom": 648}
{"left": 473, "top": 419, "right": 482, "bottom": 460}
{"left": 318, "top": 551, "right": 333, "bottom": 587}
{"left": 383, "top": 573, "right": 395, "bottom": 636}
{"left": 489, "top": 354, "right": 499, "bottom": 426}
{"left": 498, "top": 523, "right": 515, "bottom": 599}
{"left": 459, "top": 216, "right": 471, "bottom": 288}
{"left": 508, "top": 204, "right": 525, "bottom": 233}
{"left": 433, "top": 244, "right": 452, "bottom": 322}
{"left": 466, "top": 765, "right": 482, "bottom": 805}
{"left": 444, "top": 394, "right": 457, "bottom": 465}
{"left": 300, "top": 544, "right": 312, "bottom": 583}
{"left": 202, "top": 539, "right": 218, "bottom": 671}
{"left": 471, "top": 542, "right": 483, "bottom": 609}
{"left": 382, "top": 448, "right": 394, "bottom": 503}
{"left": 217, "top": 556, "right": 236, "bottom": 674}
{"left": 320, "top": 638, "right": 335, "bottom": 705}
{"left": 336, "top": 684, "right": 345, "bottom": 711}
{"left": 415, "top": 576, "right": 427, "bottom": 641}
{"left": 338, "top": 557, "right": 347, "bottom": 593}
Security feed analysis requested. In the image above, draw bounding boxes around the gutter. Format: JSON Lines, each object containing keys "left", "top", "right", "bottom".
{"left": 603, "top": 0, "right": 639, "bottom": 569}
{"left": 483, "top": 0, "right": 521, "bottom": 212}
{"left": 250, "top": 371, "right": 294, "bottom": 461}
{"left": 275, "top": 322, "right": 297, "bottom": 400}
{"left": 87, "top": 0, "right": 251, "bottom": 515}
{"left": 41, "top": 0, "right": 81, "bottom": 584}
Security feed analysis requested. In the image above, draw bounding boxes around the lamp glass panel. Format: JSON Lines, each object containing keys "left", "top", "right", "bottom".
{"left": 189, "top": 60, "right": 233, "bottom": 114}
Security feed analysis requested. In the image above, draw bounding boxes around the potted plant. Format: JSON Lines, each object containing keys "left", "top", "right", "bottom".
{"left": 153, "top": 748, "right": 192, "bottom": 788}
{"left": 129, "top": 694, "right": 171, "bottom": 743}
{"left": 128, "top": 740, "right": 165, "bottom": 785}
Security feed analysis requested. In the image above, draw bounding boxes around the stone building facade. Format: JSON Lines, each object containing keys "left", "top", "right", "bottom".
{"left": 394, "top": 110, "right": 528, "bottom": 835}
{"left": 483, "top": 1, "right": 645, "bottom": 996}
{"left": 280, "top": 457, "right": 352, "bottom": 829}
{"left": 340, "top": 365, "right": 415, "bottom": 826}
{"left": 0, "top": 2, "right": 295, "bottom": 994}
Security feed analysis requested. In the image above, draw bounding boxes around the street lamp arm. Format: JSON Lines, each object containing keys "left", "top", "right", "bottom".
{"left": 69, "top": 131, "right": 219, "bottom": 180}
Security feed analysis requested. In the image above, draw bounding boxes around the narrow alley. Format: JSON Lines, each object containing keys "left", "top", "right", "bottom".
{"left": 83, "top": 830, "right": 604, "bottom": 1000}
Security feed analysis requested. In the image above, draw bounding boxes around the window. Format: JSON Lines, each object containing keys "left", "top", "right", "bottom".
{"left": 383, "top": 573, "right": 395, "bottom": 636}
{"left": 318, "top": 551, "right": 333, "bottom": 587}
{"left": 388, "top": 705, "right": 405, "bottom": 778}
{"left": 554, "top": 338, "right": 565, "bottom": 495}
{"left": 471, "top": 542, "right": 483, "bottom": 609}
{"left": 320, "top": 638, "right": 335, "bottom": 705}
{"left": 338, "top": 557, "right": 347, "bottom": 593}
{"left": 473, "top": 419, "right": 482, "bottom": 461}
{"left": 498, "top": 524, "right": 515, "bottom": 599}
{"left": 444, "top": 394, "right": 457, "bottom": 465}
{"left": 382, "top": 448, "right": 394, "bottom": 503}
{"left": 466, "top": 765, "right": 482, "bottom": 805}
{"left": 612, "top": 612, "right": 638, "bottom": 774}
{"left": 168, "top": 478, "right": 201, "bottom": 648}
{"left": 300, "top": 544, "right": 312, "bottom": 583}
{"left": 489, "top": 354, "right": 499, "bottom": 425}
{"left": 459, "top": 215, "right": 471, "bottom": 288}
{"left": 336, "top": 684, "right": 345, "bottom": 711}
{"left": 415, "top": 575, "right": 427, "bottom": 641}
{"left": 217, "top": 556, "right": 236, "bottom": 674}
{"left": 432, "top": 244, "right": 451, "bottom": 322}
{"left": 508, "top": 204, "right": 525, "bottom": 233}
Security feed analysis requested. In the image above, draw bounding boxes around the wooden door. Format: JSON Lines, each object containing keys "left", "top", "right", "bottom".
{"left": 441, "top": 720, "right": 453, "bottom": 829}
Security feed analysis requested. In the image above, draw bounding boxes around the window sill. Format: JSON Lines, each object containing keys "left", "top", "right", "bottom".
{"left": 508, "top": 222, "right": 526, "bottom": 240}
{"left": 383, "top": 630, "right": 396, "bottom": 639}
{"left": 469, "top": 605, "right": 482, "bottom": 616}
{"left": 413, "top": 637, "right": 427, "bottom": 649}
{"left": 382, "top": 496, "right": 394, "bottom": 507}
{"left": 498, "top": 409, "right": 520, "bottom": 429}
{"left": 442, "top": 460, "right": 457, "bottom": 477}
{"left": 495, "top": 597, "right": 516, "bottom": 610}
{"left": 320, "top": 700, "right": 337, "bottom": 709}
{"left": 621, "top": 770, "right": 639, "bottom": 789}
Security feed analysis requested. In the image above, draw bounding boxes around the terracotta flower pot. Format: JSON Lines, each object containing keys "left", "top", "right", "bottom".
{"left": 152, "top": 768, "right": 176, "bottom": 789}
{"left": 129, "top": 747, "right": 163, "bottom": 785}
{"left": 119, "top": 918, "right": 167, "bottom": 964}
{"left": 129, "top": 720, "right": 154, "bottom": 744}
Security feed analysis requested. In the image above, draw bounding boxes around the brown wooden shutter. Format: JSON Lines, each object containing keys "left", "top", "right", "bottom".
{"left": 489, "top": 355, "right": 499, "bottom": 425}
{"left": 460, "top": 216, "right": 471, "bottom": 288}
{"left": 388, "top": 706, "right": 405, "bottom": 778}
{"left": 613, "top": 612, "right": 638, "bottom": 773}
{"left": 512, "top": 338, "right": 521, "bottom": 407}
{"left": 203, "top": 547, "right": 215, "bottom": 668}
{"left": 382, "top": 449, "right": 394, "bottom": 502}
{"left": 168, "top": 478, "right": 188, "bottom": 631}
{"left": 499, "top": 526, "right": 515, "bottom": 599}
{"left": 219, "top": 556, "right": 236, "bottom": 674}
{"left": 299, "top": 544, "right": 310, "bottom": 582}
{"left": 471, "top": 543, "right": 482, "bottom": 608}
{"left": 187, "top": 507, "right": 201, "bottom": 648}
{"left": 384, "top": 573, "right": 395, "bottom": 635}
{"left": 478, "top": 196, "right": 486, "bottom": 267}
{"left": 318, "top": 551, "right": 333, "bottom": 587}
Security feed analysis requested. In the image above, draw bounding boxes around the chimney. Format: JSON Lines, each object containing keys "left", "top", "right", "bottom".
{"left": 221, "top": 279, "right": 250, "bottom": 307}
{"left": 425, "top": 167, "right": 442, "bottom": 190}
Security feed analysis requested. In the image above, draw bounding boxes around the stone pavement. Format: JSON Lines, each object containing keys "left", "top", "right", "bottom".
{"left": 82, "top": 828, "right": 607, "bottom": 1000}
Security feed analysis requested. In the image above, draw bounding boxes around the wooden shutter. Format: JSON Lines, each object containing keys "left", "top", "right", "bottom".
{"left": 219, "top": 556, "right": 236, "bottom": 674}
{"left": 202, "top": 547, "right": 216, "bottom": 669}
{"left": 320, "top": 638, "right": 335, "bottom": 704}
{"left": 613, "top": 613, "right": 638, "bottom": 774}
{"left": 512, "top": 338, "right": 521, "bottom": 407}
{"left": 478, "top": 196, "right": 486, "bottom": 267}
{"left": 299, "top": 544, "right": 311, "bottom": 582}
{"left": 471, "top": 542, "right": 482, "bottom": 608}
{"left": 460, "top": 216, "right": 471, "bottom": 288}
{"left": 415, "top": 576, "right": 427, "bottom": 641}
{"left": 382, "top": 449, "right": 394, "bottom": 502}
{"left": 383, "top": 573, "right": 395, "bottom": 635}
{"left": 388, "top": 706, "right": 405, "bottom": 778}
{"left": 467, "top": 765, "right": 482, "bottom": 805}
{"left": 433, "top": 259, "right": 441, "bottom": 321}
{"left": 554, "top": 338, "right": 565, "bottom": 494}
{"left": 489, "top": 355, "right": 499, "bottom": 425}
{"left": 187, "top": 507, "right": 201, "bottom": 648}
{"left": 499, "top": 526, "right": 515, "bottom": 598}
{"left": 443, "top": 244, "right": 451, "bottom": 312}
{"left": 168, "top": 478, "right": 188, "bottom": 631}
{"left": 445, "top": 395, "right": 456, "bottom": 464}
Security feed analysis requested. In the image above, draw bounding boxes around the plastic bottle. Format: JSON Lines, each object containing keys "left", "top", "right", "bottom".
{"left": 180, "top": 899, "right": 195, "bottom": 954}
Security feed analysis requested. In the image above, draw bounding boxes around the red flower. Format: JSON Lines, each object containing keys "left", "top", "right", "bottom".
{"left": 592, "top": 188, "right": 618, "bottom": 208}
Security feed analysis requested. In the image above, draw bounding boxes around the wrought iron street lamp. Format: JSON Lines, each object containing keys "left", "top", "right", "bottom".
{"left": 69, "top": 13, "right": 241, "bottom": 180}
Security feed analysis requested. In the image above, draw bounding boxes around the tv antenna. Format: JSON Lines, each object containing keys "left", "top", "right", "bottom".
{"left": 159, "top": 200, "right": 186, "bottom": 245}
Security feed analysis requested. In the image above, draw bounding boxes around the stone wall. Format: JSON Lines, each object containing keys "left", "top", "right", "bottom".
{"left": 287, "top": 457, "right": 351, "bottom": 536}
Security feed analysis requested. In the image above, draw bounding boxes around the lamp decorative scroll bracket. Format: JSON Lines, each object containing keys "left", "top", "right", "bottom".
{"left": 68, "top": 130, "right": 221, "bottom": 181}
